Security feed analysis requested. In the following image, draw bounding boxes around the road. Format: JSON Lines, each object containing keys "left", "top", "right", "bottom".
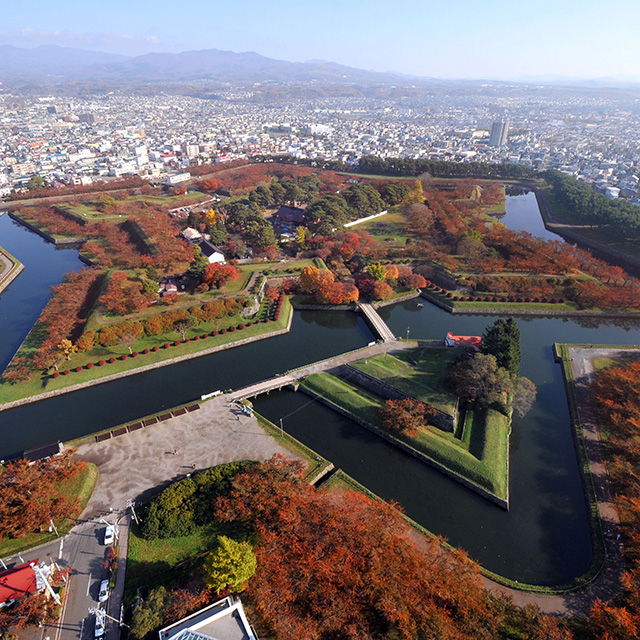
{"left": 3, "top": 515, "right": 126, "bottom": 640}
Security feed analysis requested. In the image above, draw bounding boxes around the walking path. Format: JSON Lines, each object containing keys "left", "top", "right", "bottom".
{"left": 483, "top": 346, "right": 626, "bottom": 615}
{"left": 359, "top": 302, "right": 396, "bottom": 342}
{"left": 232, "top": 339, "right": 412, "bottom": 400}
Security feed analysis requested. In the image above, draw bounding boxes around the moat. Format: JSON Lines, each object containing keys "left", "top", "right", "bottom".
{"left": 0, "top": 191, "right": 637, "bottom": 585}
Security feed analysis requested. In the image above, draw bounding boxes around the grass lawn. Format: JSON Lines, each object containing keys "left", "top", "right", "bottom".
{"left": 124, "top": 522, "right": 222, "bottom": 605}
{"left": 0, "top": 462, "right": 98, "bottom": 557}
{"left": 356, "top": 209, "right": 411, "bottom": 243}
{"left": 350, "top": 348, "right": 458, "bottom": 414}
{"left": 56, "top": 192, "right": 209, "bottom": 223}
{"left": 0, "top": 298, "right": 293, "bottom": 404}
{"left": 301, "top": 370, "right": 509, "bottom": 499}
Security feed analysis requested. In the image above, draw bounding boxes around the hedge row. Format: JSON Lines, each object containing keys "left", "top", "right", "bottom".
{"left": 422, "top": 281, "right": 566, "bottom": 304}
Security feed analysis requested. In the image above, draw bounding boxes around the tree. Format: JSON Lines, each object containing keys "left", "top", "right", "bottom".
{"left": 447, "top": 352, "right": 513, "bottom": 406}
{"left": 27, "top": 176, "right": 44, "bottom": 191}
{"left": 57, "top": 338, "right": 76, "bottom": 361}
{"left": 174, "top": 317, "right": 196, "bottom": 340}
{"left": 513, "top": 377, "right": 537, "bottom": 417}
{"left": 129, "top": 587, "right": 168, "bottom": 640}
{"left": 379, "top": 398, "right": 434, "bottom": 437}
{"left": 203, "top": 536, "right": 257, "bottom": 594}
{"left": 299, "top": 266, "right": 335, "bottom": 294}
{"left": 367, "top": 263, "right": 387, "bottom": 281}
{"left": 481, "top": 318, "right": 521, "bottom": 378}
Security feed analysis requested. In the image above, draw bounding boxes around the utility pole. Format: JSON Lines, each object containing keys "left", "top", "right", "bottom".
{"left": 126, "top": 499, "right": 139, "bottom": 526}
{"left": 88, "top": 607, "right": 130, "bottom": 629}
{"left": 32, "top": 562, "right": 60, "bottom": 605}
{"left": 49, "top": 518, "right": 59, "bottom": 537}
{"left": 279, "top": 418, "right": 284, "bottom": 437}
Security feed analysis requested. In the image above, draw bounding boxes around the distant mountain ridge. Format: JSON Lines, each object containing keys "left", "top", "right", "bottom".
{"left": 0, "top": 44, "right": 418, "bottom": 86}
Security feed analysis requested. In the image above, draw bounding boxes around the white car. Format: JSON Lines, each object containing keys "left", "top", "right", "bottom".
{"left": 94, "top": 608, "right": 106, "bottom": 638}
{"left": 102, "top": 526, "right": 115, "bottom": 546}
{"left": 98, "top": 579, "right": 109, "bottom": 603}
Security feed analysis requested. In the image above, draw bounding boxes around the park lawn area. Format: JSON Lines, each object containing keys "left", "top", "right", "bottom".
{"left": 0, "top": 461, "right": 98, "bottom": 557}
{"left": 0, "top": 298, "right": 293, "bottom": 404}
{"left": 351, "top": 348, "right": 458, "bottom": 415}
{"left": 356, "top": 209, "right": 411, "bottom": 243}
{"left": 124, "top": 522, "right": 222, "bottom": 605}
{"left": 301, "top": 371, "right": 509, "bottom": 499}
{"left": 56, "top": 192, "right": 209, "bottom": 223}
{"left": 302, "top": 373, "right": 384, "bottom": 428}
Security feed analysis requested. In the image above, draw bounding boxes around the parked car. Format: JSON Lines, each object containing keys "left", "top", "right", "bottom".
{"left": 94, "top": 608, "right": 106, "bottom": 638}
{"left": 102, "top": 525, "right": 115, "bottom": 546}
{"left": 98, "top": 579, "right": 109, "bottom": 603}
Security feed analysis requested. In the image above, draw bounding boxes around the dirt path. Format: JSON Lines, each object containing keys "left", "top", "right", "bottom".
{"left": 483, "top": 346, "right": 629, "bottom": 616}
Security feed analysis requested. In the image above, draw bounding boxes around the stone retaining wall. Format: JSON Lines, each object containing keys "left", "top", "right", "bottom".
{"left": 0, "top": 247, "right": 24, "bottom": 295}
{"left": 340, "top": 364, "right": 455, "bottom": 432}
{"left": 8, "top": 212, "right": 87, "bottom": 245}
{"left": 299, "top": 385, "right": 508, "bottom": 509}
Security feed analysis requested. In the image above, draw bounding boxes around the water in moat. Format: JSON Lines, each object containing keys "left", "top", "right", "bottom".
{"left": 0, "top": 191, "right": 637, "bottom": 585}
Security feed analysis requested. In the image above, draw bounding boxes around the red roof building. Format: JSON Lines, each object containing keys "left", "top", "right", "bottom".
{"left": 445, "top": 332, "right": 482, "bottom": 350}
{"left": 0, "top": 560, "right": 39, "bottom": 607}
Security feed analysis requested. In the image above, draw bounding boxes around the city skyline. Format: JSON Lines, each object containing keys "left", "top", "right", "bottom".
{"left": 2, "top": 0, "right": 640, "bottom": 82}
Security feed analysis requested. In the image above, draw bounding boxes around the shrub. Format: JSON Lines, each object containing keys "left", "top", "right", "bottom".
{"left": 228, "top": 325, "right": 236, "bottom": 332}
{"left": 143, "top": 348, "right": 150, "bottom": 354}
{"left": 153, "top": 345, "right": 160, "bottom": 352}
{"left": 121, "top": 354, "right": 128, "bottom": 361}
{"left": 140, "top": 461, "right": 256, "bottom": 539}
{"left": 63, "top": 370, "right": 71, "bottom": 376}
{"left": 264, "top": 318, "right": 270, "bottom": 323}
{"left": 76, "top": 366, "right": 83, "bottom": 372}
{"left": 220, "top": 328, "right": 227, "bottom": 334}
{"left": 185, "top": 338, "right": 191, "bottom": 343}
{"left": 201, "top": 334, "right": 208, "bottom": 339}
{"left": 53, "top": 371, "right": 60, "bottom": 378}
{"left": 164, "top": 343, "right": 171, "bottom": 349}
{"left": 246, "top": 322, "right": 252, "bottom": 327}
{"left": 194, "top": 335, "right": 200, "bottom": 340}
{"left": 238, "top": 323, "right": 245, "bottom": 330}
{"left": 132, "top": 352, "right": 138, "bottom": 357}
{"left": 86, "top": 362, "right": 94, "bottom": 369}
{"left": 98, "top": 360, "right": 106, "bottom": 366}
{"left": 108, "top": 357, "right": 116, "bottom": 363}
{"left": 174, "top": 341, "right": 180, "bottom": 346}
{"left": 211, "top": 330, "right": 219, "bottom": 336}
{"left": 559, "top": 297, "right": 566, "bottom": 303}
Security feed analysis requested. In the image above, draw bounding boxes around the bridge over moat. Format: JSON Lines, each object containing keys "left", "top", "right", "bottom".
{"left": 230, "top": 339, "right": 412, "bottom": 401}
{"left": 359, "top": 302, "right": 396, "bottom": 342}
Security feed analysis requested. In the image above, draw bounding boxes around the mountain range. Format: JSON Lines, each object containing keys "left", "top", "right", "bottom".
{"left": 0, "top": 44, "right": 418, "bottom": 86}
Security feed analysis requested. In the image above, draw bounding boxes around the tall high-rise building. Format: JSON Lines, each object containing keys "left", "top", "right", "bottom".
{"left": 489, "top": 120, "right": 509, "bottom": 147}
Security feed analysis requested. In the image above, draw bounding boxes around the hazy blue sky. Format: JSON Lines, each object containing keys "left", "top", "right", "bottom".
{"left": 2, "top": 0, "right": 639, "bottom": 80}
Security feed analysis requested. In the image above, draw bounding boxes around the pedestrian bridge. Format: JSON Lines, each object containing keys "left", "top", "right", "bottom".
{"left": 359, "top": 303, "right": 396, "bottom": 342}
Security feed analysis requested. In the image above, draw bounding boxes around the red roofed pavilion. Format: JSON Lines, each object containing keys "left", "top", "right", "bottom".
{"left": 0, "top": 560, "right": 39, "bottom": 607}
{"left": 445, "top": 332, "right": 482, "bottom": 350}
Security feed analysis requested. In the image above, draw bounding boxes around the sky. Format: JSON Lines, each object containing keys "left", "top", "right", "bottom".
{"left": 1, "top": 0, "right": 640, "bottom": 81}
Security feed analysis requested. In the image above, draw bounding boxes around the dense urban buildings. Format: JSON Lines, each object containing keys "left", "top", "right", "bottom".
{"left": 1, "top": 87, "right": 639, "bottom": 204}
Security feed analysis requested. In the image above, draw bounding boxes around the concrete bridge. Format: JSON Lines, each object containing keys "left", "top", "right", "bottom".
{"left": 359, "top": 302, "right": 396, "bottom": 342}
{"left": 231, "top": 339, "right": 412, "bottom": 401}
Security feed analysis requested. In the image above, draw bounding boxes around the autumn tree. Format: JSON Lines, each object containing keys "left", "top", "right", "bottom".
{"left": 203, "top": 536, "right": 257, "bottom": 594}
{"left": 299, "top": 266, "right": 335, "bottom": 295}
{"left": 379, "top": 398, "right": 434, "bottom": 437}
{"left": 213, "top": 455, "right": 514, "bottom": 640}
